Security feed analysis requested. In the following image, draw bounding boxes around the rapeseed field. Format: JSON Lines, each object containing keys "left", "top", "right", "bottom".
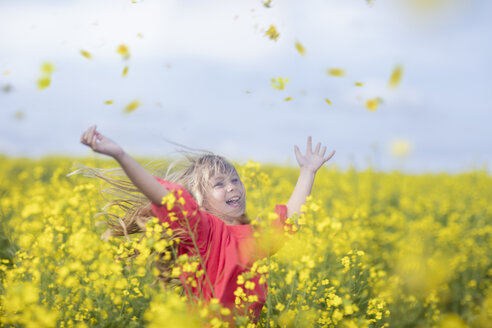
{"left": 1, "top": 156, "right": 491, "bottom": 327}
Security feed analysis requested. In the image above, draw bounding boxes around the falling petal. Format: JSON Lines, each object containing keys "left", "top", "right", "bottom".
{"left": 366, "top": 0, "right": 376, "bottom": 6}
{"left": 365, "top": 98, "right": 381, "bottom": 111}
{"left": 104, "top": 100, "right": 114, "bottom": 105}
{"left": 325, "top": 98, "right": 332, "bottom": 105}
{"left": 165, "top": 64, "right": 172, "bottom": 69}
{"left": 80, "top": 50, "right": 92, "bottom": 59}
{"left": 137, "top": 33, "right": 144, "bottom": 38}
{"left": 37, "top": 77, "right": 51, "bottom": 90}
{"left": 390, "top": 139, "right": 413, "bottom": 158}
{"left": 155, "top": 102, "right": 162, "bottom": 107}
{"left": 14, "top": 110, "right": 24, "bottom": 120}
{"left": 124, "top": 100, "right": 141, "bottom": 113}
{"left": 2, "top": 84, "right": 12, "bottom": 93}
{"left": 355, "top": 82, "right": 364, "bottom": 87}
{"left": 389, "top": 64, "right": 404, "bottom": 88}
{"left": 270, "top": 77, "right": 289, "bottom": 90}
{"left": 122, "top": 66, "right": 129, "bottom": 77}
{"left": 245, "top": 90, "right": 251, "bottom": 94}
{"left": 117, "top": 44, "right": 130, "bottom": 60}
{"left": 41, "top": 62, "right": 55, "bottom": 75}
{"left": 295, "top": 42, "right": 306, "bottom": 56}
{"left": 3, "top": 71, "right": 10, "bottom": 75}
{"left": 284, "top": 97, "right": 293, "bottom": 101}
{"left": 265, "top": 25, "right": 279, "bottom": 41}
{"left": 263, "top": 0, "right": 272, "bottom": 8}
{"left": 327, "top": 68, "right": 345, "bottom": 77}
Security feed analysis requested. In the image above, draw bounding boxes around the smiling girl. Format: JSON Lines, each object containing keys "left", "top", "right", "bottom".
{"left": 79, "top": 125, "right": 335, "bottom": 323}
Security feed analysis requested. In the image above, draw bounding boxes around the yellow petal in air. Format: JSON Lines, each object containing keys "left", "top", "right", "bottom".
{"left": 3, "top": 70, "right": 10, "bottom": 75}
{"left": 327, "top": 68, "right": 345, "bottom": 77}
{"left": 124, "top": 100, "right": 141, "bottom": 113}
{"left": 365, "top": 98, "right": 381, "bottom": 111}
{"left": 117, "top": 44, "right": 130, "bottom": 60}
{"left": 295, "top": 42, "right": 306, "bottom": 56}
{"left": 122, "top": 66, "right": 129, "bottom": 77}
{"left": 355, "top": 82, "right": 364, "bottom": 87}
{"left": 37, "top": 77, "right": 51, "bottom": 90}
{"left": 80, "top": 50, "right": 92, "bottom": 59}
{"left": 137, "top": 33, "right": 144, "bottom": 38}
{"left": 41, "top": 62, "right": 55, "bottom": 75}
{"left": 389, "top": 64, "right": 404, "bottom": 88}
{"left": 14, "top": 110, "right": 24, "bottom": 120}
{"left": 284, "top": 97, "right": 293, "bottom": 101}
{"left": 325, "top": 98, "right": 332, "bottom": 105}
{"left": 390, "top": 139, "right": 413, "bottom": 158}
{"left": 263, "top": 0, "right": 272, "bottom": 8}
{"left": 105, "top": 100, "right": 114, "bottom": 105}
{"left": 265, "top": 25, "right": 279, "bottom": 41}
{"left": 270, "top": 77, "right": 289, "bottom": 90}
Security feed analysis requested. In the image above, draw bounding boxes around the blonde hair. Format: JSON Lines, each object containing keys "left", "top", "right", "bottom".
{"left": 70, "top": 152, "right": 239, "bottom": 286}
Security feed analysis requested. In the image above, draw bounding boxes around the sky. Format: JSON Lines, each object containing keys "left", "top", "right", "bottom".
{"left": 0, "top": 0, "right": 491, "bottom": 173}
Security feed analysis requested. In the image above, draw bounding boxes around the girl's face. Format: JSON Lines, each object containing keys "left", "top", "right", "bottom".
{"left": 203, "top": 171, "right": 246, "bottom": 223}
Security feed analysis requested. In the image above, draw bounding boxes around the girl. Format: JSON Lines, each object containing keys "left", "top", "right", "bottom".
{"left": 80, "top": 125, "right": 335, "bottom": 323}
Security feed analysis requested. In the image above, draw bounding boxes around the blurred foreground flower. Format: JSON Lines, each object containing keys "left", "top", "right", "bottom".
{"left": 124, "top": 99, "right": 141, "bottom": 113}
{"left": 271, "top": 77, "right": 289, "bottom": 90}
{"left": 389, "top": 64, "right": 404, "bottom": 88}
{"left": 390, "top": 139, "right": 413, "bottom": 158}
{"left": 265, "top": 25, "right": 279, "bottom": 41}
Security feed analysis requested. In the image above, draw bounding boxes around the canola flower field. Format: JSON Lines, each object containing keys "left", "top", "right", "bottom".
{"left": 1, "top": 156, "right": 492, "bottom": 328}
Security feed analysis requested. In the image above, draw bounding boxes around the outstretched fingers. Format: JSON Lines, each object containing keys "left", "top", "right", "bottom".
{"left": 306, "top": 136, "right": 312, "bottom": 154}
{"left": 294, "top": 145, "right": 302, "bottom": 163}
{"left": 324, "top": 150, "right": 336, "bottom": 162}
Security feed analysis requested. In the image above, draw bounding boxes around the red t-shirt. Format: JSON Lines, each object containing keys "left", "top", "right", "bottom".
{"left": 150, "top": 177, "right": 289, "bottom": 320}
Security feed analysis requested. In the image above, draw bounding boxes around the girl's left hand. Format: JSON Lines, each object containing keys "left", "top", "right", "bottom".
{"left": 294, "top": 136, "right": 335, "bottom": 173}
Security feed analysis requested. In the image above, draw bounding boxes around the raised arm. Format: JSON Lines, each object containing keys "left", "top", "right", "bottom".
{"left": 286, "top": 136, "right": 335, "bottom": 217}
{"left": 80, "top": 125, "right": 168, "bottom": 204}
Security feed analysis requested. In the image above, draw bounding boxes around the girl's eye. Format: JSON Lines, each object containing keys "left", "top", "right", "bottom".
{"left": 214, "top": 182, "right": 223, "bottom": 187}
{"left": 232, "top": 178, "right": 239, "bottom": 183}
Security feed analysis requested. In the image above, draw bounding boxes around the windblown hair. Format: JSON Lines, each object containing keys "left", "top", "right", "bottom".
{"left": 70, "top": 152, "right": 239, "bottom": 286}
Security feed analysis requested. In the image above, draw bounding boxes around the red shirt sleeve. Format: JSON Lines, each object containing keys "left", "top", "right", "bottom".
{"left": 150, "top": 177, "right": 211, "bottom": 249}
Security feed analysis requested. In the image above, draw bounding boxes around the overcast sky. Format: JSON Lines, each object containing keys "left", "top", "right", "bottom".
{"left": 1, "top": 0, "right": 491, "bottom": 173}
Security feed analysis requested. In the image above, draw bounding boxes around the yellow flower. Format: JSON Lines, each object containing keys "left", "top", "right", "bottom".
{"left": 124, "top": 99, "right": 141, "bottom": 113}
{"left": 41, "top": 62, "right": 55, "bottom": 75}
{"left": 117, "top": 44, "right": 131, "bottom": 60}
{"left": 389, "top": 64, "right": 404, "bottom": 88}
{"left": 325, "top": 98, "right": 332, "bottom": 105}
{"left": 37, "top": 77, "right": 51, "bottom": 90}
{"left": 265, "top": 25, "right": 279, "bottom": 41}
{"left": 271, "top": 77, "right": 289, "bottom": 90}
{"left": 365, "top": 97, "right": 381, "bottom": 111}
{"left": 122, "top": 66, "right": 129, "bottom": 77}
{"left": 295, "top": 41, "right": 306, "bottom": 55}
{"left": 327, "top": 68, "right": 345, "bottom": 77}
{"left": 390, "top": 139, "right": 413, "bottom": 158}
{"left": 80, "top": 50, "right": 92, "bottom": 59}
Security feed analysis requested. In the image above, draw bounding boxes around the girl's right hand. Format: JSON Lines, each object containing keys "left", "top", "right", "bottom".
{"left": 80, "top": 125, "right": 124, "bottom": 158}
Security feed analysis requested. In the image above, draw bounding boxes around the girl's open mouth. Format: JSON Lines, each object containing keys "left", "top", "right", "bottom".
{"left": 226, "top": 196, "right": 241, "bottom": 207}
